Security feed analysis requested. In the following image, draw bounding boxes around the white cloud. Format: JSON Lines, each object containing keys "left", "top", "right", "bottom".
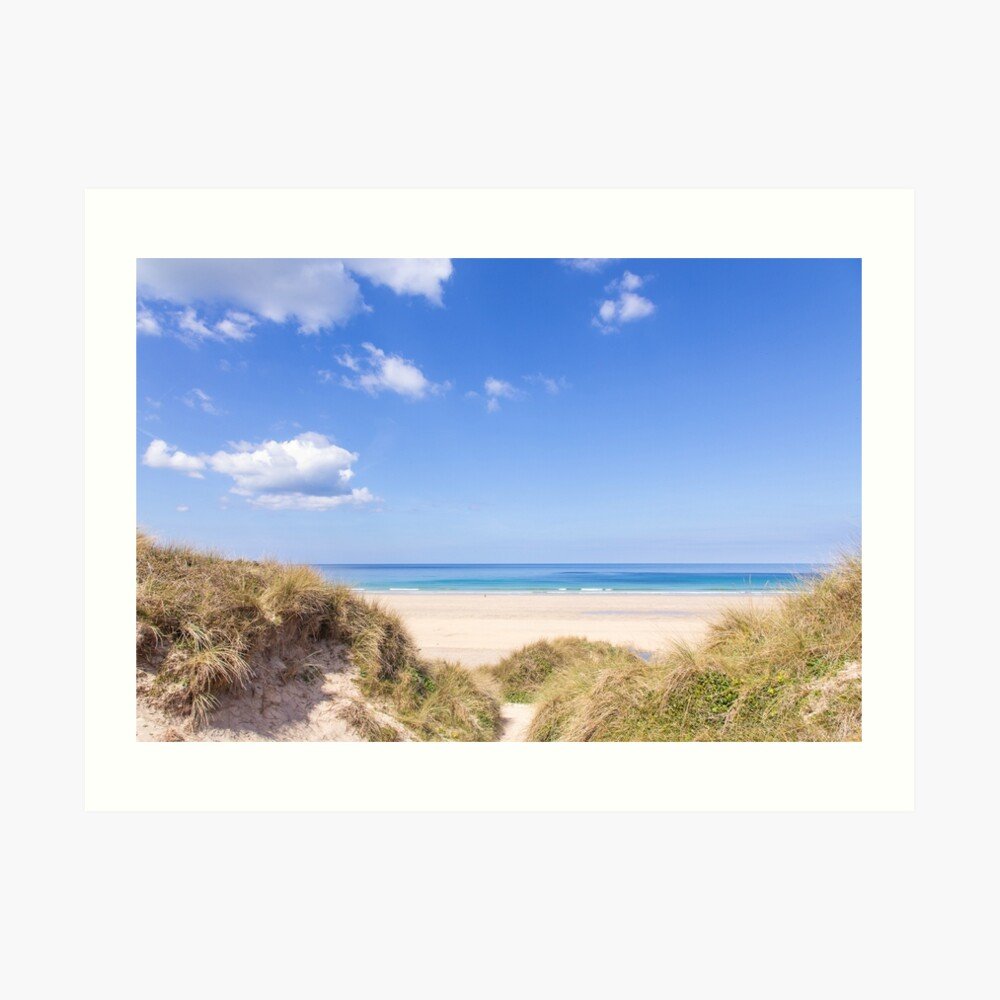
{"left": 335, "top": 343, "right": 449, "bottom": 400}
{"left": 213, "top": 311, "right": 257, "bottom": 341}
{"left": 155, "top": 306, "right": 256, "bottom": 345}
{"left": 612, "top": 271, "right": 644, "bottom": 292}
{"left": 175, "top": 307, "right": 216, "bottom": 341}
{"left": 618, "top": 291, "right": 655, "bottom": 322}
{"left": 482, "top": 377, "right": 522, "bottom": 412}
{"left": 142, "top": 432, "right": 376, "bottom": 511}
{"left": 484, "top": 377, "right": 518, "bottom": 399}
{"left": 137, "top": 306, "right": 161, "bottom": 335}
{"left": 182, "top": 388, "right": 221, "bottom": 415}
{"left": 208, "top": 432, "right": 358, "bottom": 495}
{"left": 559, "top": 259, "right": 616, "bottom": 273}
{"left": 138, "top": 259, "right": 365, "bottom": 335}
{"left": 593, "top": 271, "right": 655, "bottom": 332}
{"left": 344, "top": 259, "right": 453, "bottom": 305}
{"left": 176, "top": 505, "right": 190, "bottom": 513}
{"left": 142, "top": 439, "right": 206, "bottom": 478}
{"left": 523, "top": 373, "right": 569, "bottom": 394}
{"left": 335, "top": 350, "right": 361, "bottom": 372}
{"left": 248, "top": 488, "right": 375, "bottom": 511}
{"left": 137, "top": 259, "right": 453, "bottom": 339}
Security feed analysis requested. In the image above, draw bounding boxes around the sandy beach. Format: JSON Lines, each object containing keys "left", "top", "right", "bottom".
{"left": 376, "top": 591, "right": 787, "bottom": 666}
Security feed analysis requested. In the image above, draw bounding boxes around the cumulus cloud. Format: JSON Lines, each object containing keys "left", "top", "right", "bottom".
{"left": 142, "top": 439, "right": 206, "bottom": 478}
{"left": 138, "top": 259, "right": 364, "bottom": 335}
{"left": 208, "top": 432, "right": 358, "bottom": 494}
{"left": 559, "top": 259, "right": 616, "bottom": 273}
{"left": 593, "top": 271, "right": 655, "bottom": 332}
{"left": 344, "top": 259, "right": 453, "bottom": 305}
{"left": 137, "top": 258, "right": 453, "bottom": 340}
{"left": 142, "top": 432, "right": 376, "bottom": 510}
{"left": 331, "top": 343, "right": 449, "bottom": 400}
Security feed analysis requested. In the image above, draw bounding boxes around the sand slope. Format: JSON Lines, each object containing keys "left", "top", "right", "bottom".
{"left": 136, "top": 641, "right": 412, "bottom": 742}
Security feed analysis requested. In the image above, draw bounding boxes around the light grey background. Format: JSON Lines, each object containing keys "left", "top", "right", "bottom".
{"left": 6, "top": 1, "right": 988, "bottom": 996}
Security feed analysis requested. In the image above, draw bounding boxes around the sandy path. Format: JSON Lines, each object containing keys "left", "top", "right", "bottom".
{"left": 377, "top": 591, "right": 785, "bottom": 667}
{"left": 499, "top": 702, "right": 536, "bottom": 741}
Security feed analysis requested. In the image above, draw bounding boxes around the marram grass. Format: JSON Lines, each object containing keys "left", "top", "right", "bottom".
{"left": 136, "top": 532, "right": 501, "bottom": 740}
{"left": 137, "top": 533, "right": 860, "bottom": 742}
{"left": 521, "top": 557, "right": 861, "bottom": 742}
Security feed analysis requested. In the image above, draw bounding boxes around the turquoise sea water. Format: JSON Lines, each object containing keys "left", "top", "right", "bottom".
{"left": 312, "top": 564, "right": 822, "bottom": 594}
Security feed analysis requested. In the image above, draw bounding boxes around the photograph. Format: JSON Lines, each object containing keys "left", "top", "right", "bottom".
{"left": 135, "top": 256, "right": 861, "bottom": 742}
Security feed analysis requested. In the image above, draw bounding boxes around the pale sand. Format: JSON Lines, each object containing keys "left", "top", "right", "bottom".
{"left": 136, "top": 642, "right": 415, "bottom": 742}
{"left": 376, "top": 591, "right": 787, "bottom": 667}
{"left": 499, "top": 702, "right": 536, "bottom": 741}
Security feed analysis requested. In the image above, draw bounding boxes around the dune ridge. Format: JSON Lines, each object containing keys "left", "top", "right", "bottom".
{"left": 136, "top": 534, "right": 860, "bottom": 742}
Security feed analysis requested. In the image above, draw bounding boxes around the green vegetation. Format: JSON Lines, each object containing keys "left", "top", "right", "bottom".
{"left": 137, "top": 534, "right": 860, "bottom": 742}
{"left": 490, "top": 638, "right": 641, "bottom": 703}
{"left": 523, "top": 558, "right": 861, "bottom": 741}
{"left": 136, "top": 533, "right": 501, "bottom": 740}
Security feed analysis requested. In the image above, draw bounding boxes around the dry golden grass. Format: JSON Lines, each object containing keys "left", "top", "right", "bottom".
{"left": 383, "top": 661, "right": 501, "bottom": 742}
{"left": 490, "top": 638, "right": 641, "bottom": 703}
{"left": 525, "top": 558, "right": 862, "bottom": 742}
{"left": 138, "top": 533, "right": 859, "bottom": 743}
{"left": 337, "top": 700, "right": 404, "bottom": 742}
{"left": 136, "top": 532, "right": 502, "bottom": 741}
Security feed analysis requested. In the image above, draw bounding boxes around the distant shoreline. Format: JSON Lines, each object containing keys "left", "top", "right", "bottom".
{"left": 314, "top": 563, "right": 820, "bottom": 596}
{"left": 348, "top": 587, "right": 807, "bottom": 595}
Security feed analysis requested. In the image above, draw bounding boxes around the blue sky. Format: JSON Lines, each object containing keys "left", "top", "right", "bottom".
{"left": 137, "top": 258, "right": 860, "bottom": 563}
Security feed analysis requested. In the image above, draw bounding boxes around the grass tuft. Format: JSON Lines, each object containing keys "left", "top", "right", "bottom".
{"left": 337, "top": 700, "right": 403, "bottom": 742}
{"left": 490, "top": 638, "right": 638, "bottom": 703}
{"left": 138, "top": 533, "right": 858, "bottom": 743}
{"left": 524, "top": 557, "right": 862, "bottom": 742}
{"left": 136, "top": 532, "right": 501, "bottom": 740}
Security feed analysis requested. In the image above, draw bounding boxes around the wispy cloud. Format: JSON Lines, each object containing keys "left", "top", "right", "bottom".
{"left": 483, "top": 376, "right": 522, "bottom": 413}
{"left": 559, "top": 259, "right": 616, "bottom": 273}
{"left": 592, "top": 271, "right": 655, "bottom": 333}
{"left": 523, "top": 373, "right": 569, "bottom": 394}
{"left": 137, "top": 306, "right": 161, "bottom": 335}
{"left": 182, "top": 388, "right": 222, "bottom": 415}
{"left": 328, "top": 343, "right": 450, "bottom": 400}
{"left": 141, "top": 306, "right": 257, "bottom": 345}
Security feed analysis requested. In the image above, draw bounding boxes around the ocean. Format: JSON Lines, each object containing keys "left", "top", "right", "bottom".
{"left": 312, "top": 563, "right": 821, "bottom": 594}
